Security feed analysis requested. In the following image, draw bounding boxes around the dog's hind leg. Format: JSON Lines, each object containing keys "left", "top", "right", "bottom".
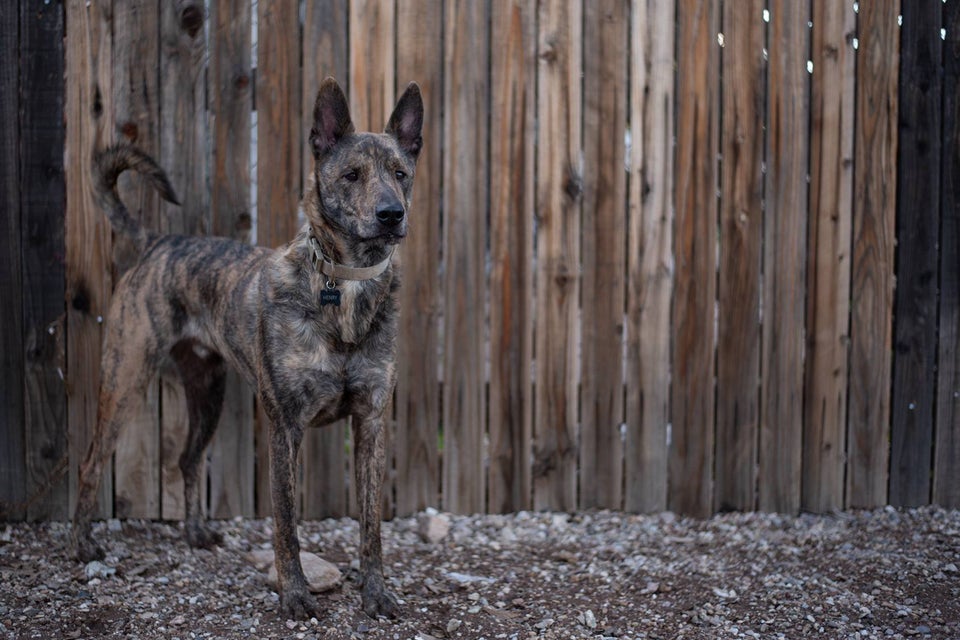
{"left": 71, "top": 308, "right": 160, "bottom": 562}
{"left": 170, "top": 340, "right": 226, "bottom": 550}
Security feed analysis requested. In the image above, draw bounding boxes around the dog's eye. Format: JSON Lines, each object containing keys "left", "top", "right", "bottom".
{"left": 343, "top": 170, "right": 359, "bottom": 182}
{"left": 395, "top": 170, "right": 407, "bottom": 180}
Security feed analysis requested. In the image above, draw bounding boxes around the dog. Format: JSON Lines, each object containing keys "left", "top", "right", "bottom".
{"left": 70, "top": 77, "right": 423, "bottom": 621}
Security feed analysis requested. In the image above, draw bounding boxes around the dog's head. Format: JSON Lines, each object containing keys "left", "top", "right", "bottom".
{"left": 307, "top": 78, "right": 423, "bottom": 253}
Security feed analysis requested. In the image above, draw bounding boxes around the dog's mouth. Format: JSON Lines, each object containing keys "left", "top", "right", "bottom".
{"left": 366, "top": 229, "right": 407, "bottom": 244}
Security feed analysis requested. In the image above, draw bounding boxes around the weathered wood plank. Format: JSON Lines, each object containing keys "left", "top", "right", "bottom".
{"left": 935, "top": 0, "right": 960, "bottom": 509}
{"left": 66, "top": 0, "right": 115, "bottom": 521}
{"left": 714, "top": 0, "right": 764, "bottom": 513}
{"left": 443, "top": 0, "right": 489, "bottom": 514}
{"left": 487, "top": 0, "right": 535, "bottom": 514}
{"left": 847, "top": 0, "right": 899, "bottom": 509}
{"left": 580, "top": 0, "right": 627, "bottom": 510}
{"left": 890, "top": 1, "right": 941, "bottom": 508}
{"left": 534, "top": 0, "right": 581, "bottom": 512}
{"left": 209, "top": 0, "right": 255, "bottom": 519}
{"left": 395, "top": 0, "right": 444, "bottom": 516}
{"left": 760, "top": 0, "right": 810, "bottom": 514}
{"left": 670, "top": 0, "right": 719, "bottom": 518}
{"left": 19, "top": 0, "right": 68, "bottom": 522}
{"left": 257, "top": 0, "right": 300, "bottom": 248}
{"left": 159, "top": 0, "right": 209, "bottom": 520}
{"left": 802, "top": 0, "right": 856, "bottom": 514}
{"left": 625, "top": 0, "right": 675, "bottom": 514}
{"left": 0, "top": 0, "right": 25, "bottom": 522}
{"left": 349, "top": 0, "right": 397, "bottom": 518}
{"left": 112, "top": 0, "right": 161, "bottom": 520}
{"left": 246, "top": 0, "right": 300, "bottom": 522}
{"left": 301, "top": 0, "right": 349, "bottom": 520}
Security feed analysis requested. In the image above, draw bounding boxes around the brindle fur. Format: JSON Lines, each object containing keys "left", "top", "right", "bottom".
{"left": 70, "top": 78, "right": 424, "bottom": 621}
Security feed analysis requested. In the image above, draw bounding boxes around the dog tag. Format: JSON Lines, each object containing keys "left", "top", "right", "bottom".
{"left": 320, "top": 283, "right": 341, "bottom": 307}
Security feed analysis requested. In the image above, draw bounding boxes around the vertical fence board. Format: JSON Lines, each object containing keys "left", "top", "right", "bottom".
{"left": 159, "top": 0, "right": 209, "bottom": 520}
{"left": 935, "top": 0, "right": 960, "bottom": 509}
{"left": 257, "top": 0, "right": 300, "bottom": 247}
{"left": 802, "top": 0, "right": 856, "bottom": 513}
{"left": 625, "top": 0, "right": 675, "bottom": 514}
{"left": 847, "top": 0, "right": 899, "bottom": 509}
{"left": 579, "top": 0, "right": 627, "bottom": 511}
{"left": 670, "top": 0, "right": 719, "bottom": 518}
{"left": 890, "top": 2, "right": 941, "bottom": 508}
{"left": 760, "top": 0, "right": 810, "bottom": 513}
{"left": 112, "top": 0, "right": 161, "bottom": 520}
{"left": 209, "top": 0, "right": 255, "bottom": 518}
{"left": 349, "top": 0, "right": 396, "bottom": 517}
{"left": 534, "top": 0, "right": 581, "bottom": 512}
{"left": 0, "top": 1, "right": 25, "bottom": 522}
{"left": 443, "top": 0, "right": 488, "bottom": 515}
{"left": 302, "top": 0, "right": 350, "bottom": 520}
{"left": 20, "top": 0, "right": 68, "bottom": 521}
{"left": 246, "top": 0, "right": 299, "bottom": 522}
{"left": 715, "top": 0, "right": 764, "bottom": 513}
{"left": 395, "top": 0, "right": 444, "bottom": 516}
{"left": 488, "top": 0, "right": 535, "bottom": 514}
{"left": 66, "top": 0, "right": 115, "bottom": 520}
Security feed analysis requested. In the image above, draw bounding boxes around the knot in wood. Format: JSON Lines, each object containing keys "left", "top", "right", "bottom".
{"left": 180, "top": 4, "right": 204, "bottom": 39}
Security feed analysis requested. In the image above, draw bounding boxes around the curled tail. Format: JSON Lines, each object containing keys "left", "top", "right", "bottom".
{"left": 92, "top": 144, "right": 180, "bottom": 249}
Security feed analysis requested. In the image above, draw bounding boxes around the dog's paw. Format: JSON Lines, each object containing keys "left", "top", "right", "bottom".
{"left": 280, "top": 587, "right": 320, "bottom": 621}
{"left": 362, "top": 579, "right": 400, "bottom": 619}
{"left": 72, "top": 534, "right": 106, "bottom": 563}
{"left": 184, "top": 523, "right": 223, "bottom": 550}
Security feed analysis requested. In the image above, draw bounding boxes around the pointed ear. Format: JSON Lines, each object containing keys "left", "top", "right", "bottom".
{"left": 385, "top": 82, "right": 424, "bottom": 160}
{"left": 309, "top": 78, "right": 355, "bottom": 158}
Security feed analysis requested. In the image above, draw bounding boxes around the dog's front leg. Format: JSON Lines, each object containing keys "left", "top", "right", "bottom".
{"left": 354, "top": 414, "right": 399, "bottom": 619}
{"left": 268, "top": 419, "right": 318, "bottom": 620}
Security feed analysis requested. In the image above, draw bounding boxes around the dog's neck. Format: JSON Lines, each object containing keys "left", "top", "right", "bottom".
{"left": 305, "top": 220, "right": 394, "bottom": 272}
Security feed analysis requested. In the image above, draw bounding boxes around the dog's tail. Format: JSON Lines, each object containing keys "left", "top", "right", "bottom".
{"left": 92, "top": 144, "right": 180, "bottom": 248}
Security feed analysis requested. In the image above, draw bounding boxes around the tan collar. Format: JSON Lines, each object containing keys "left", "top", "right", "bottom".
{"left": 307, "top": 234, "right": 394, "bottom": 285}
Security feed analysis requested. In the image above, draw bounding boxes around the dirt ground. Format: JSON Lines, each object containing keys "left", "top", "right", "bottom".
{"left": 1, "top": 507, "right": 958, "bottom": 639}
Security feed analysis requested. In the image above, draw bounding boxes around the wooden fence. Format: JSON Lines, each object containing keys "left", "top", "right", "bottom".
{"left": 1, "top": 0, "right": 958, "bottom": 523}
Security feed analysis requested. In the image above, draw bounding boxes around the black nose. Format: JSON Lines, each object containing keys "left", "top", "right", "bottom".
{"left": 376, "top": 207, "right": 405, "bottom": 226}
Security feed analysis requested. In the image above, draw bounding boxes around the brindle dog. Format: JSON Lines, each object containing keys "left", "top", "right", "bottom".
{"left": 70, "top": 78, "right": 423, "bottom": 620}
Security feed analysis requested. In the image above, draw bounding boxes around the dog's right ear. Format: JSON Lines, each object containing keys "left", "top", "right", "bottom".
{"left": 310, "top": 78, "right": 355, "bottom": 158}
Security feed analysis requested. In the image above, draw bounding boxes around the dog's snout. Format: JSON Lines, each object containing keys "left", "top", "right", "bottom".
{"left": 376, "top": 206, "right": 405, "bottom": 226}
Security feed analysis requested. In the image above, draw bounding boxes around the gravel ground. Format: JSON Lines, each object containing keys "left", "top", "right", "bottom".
{"left": 1, "top": 507, "right": 958, "bottom": 639}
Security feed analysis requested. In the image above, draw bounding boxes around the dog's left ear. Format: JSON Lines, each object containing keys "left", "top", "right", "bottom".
{"left": 385, "top": 82, "right": 424, "bottom": 160}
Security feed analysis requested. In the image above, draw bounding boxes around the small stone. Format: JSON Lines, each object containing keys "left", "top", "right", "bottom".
{"left": 712, "top": 587, "right": 738, "bottom": 600}
{"left": 535, "top": 618, "right": 554, "bottom": 630}
{"left": 579, "top": 610, "right": 597, "bottom": 629}
{"left": 83, "top": 561, "right": 115, "bottom": 579}
{"left": 286, "top": 619, "right": 298, "bottom": 629}
{"left": 943, "top": 563, "right": 958, "bottom": 573}
{"left": 447, "top": 619, "right": 462, "bottom": 633}
{"left": 446, "top": 571, "right": 494, "bottom": 585}
{"left": 245, "top": 549, "right": 276, "bottom": 572}
{"left": 267, "top": 552, "right": 341, "bottom": 593}
{"left": 639, "top": 581, "right": 659, "bottom": 595}
{"left": 916, "top": 625, "right": 931, "bottom": 635}
{"left": 417, "top": 513, "right": 451, "bottom": 544}
{"left": 106, "top": 519, "right": 122, "bottom": 532}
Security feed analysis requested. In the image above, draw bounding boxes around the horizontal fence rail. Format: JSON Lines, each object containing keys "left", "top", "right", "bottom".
{"left": 1, "top": 0, "right": 958, "bottom": 523}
